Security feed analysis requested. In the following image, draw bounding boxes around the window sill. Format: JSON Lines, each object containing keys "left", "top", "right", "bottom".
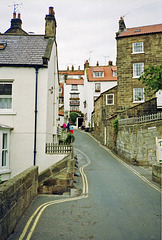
{"left": 131, "top": 52, "right": 145, "bottom": 54}
{"left": 133, "top": 101, "right": 144, "bottom": 104}
{"left": 0, "top": 111, "right": 16, "bottom": 115}
{"left": 132, "top": 76, "right": 141, "bottom": 79}
{"left": 0, "top": 169, "right": 11, "bottom": 175}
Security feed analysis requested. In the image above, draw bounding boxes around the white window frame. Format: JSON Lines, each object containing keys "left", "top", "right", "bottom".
{"left": 70, "top": 93, "right": 79, "bottom": 99}
{"left": 71, "top": 84, "right": 78, "bottom": 91}
{"left": 0, "top": 130, "right": 10, "bottom": 172}
{"left": 113, "top": 71, "right": 117, "bottom": 77}
{"left": 106, "top": 94, "right": 114, "bottom": 105}
{"left": 0, "top": 81, "right": 13, "bottom": 113}
{"left": 59, "top": 87, "right": 62, "bottom": 93}
{"left": 133, "top": 88, "right": 144, "bottom": 103}
{"left": 132, "top": 42, "right": 144, "bottom": 54}
{"left": 93, "top": 71, "right": 104, "bottom": 78}
{"left": 133, "top": 63, "right": 144, "bottom": 78}
{"left": 95, "top": 83, "right": 101, "bottom": 92}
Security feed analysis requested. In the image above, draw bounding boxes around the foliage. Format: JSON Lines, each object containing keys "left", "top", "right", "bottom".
{"left": 69, "top": 111, "right": 84, "bottom": 124}
{"left": 113, "top": 119, "right": 119, "bottom": 133}
{"left": 138, "top": 63, "right": 162, "bottom": 97}
{"left": 70, "top": 112, "right": 78, "bottom": 124}
{"left": 65, "top": 133, "right": 75, "bottom": 144}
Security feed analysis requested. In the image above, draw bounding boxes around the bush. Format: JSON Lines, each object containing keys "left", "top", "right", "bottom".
{"left": 65, "top": 133, "right": 75, "bottom": 144}
{"left": 113, "top": 119, "right": 119, "bottom": 133}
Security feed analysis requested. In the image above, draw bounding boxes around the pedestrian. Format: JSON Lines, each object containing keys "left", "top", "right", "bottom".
{"left": 62, "top": 123, "right": 67, "bottom": 131}
{"left": 69, "top": 125, "right": 73, "bottom": 134}
{"left": 67, "top": 122, "right": 70, "bottom": 132}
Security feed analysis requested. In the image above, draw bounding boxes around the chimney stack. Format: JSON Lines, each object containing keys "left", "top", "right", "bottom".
{"left": 84, "top": 60, "right": 89, "bottom": 69}
{"left": 11, "top": 13, "right": 22, "bottom": 29}
{"left": 45, "top": 6, "right": 57, "bottom": 38}
{"left": 118, "top": 17, "right": 126, "bottom": 32}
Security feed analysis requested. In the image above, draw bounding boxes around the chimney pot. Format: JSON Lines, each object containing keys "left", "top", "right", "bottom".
{"left": 108, "top": 60, "right": 113, "bottom": 66}
{"left": 13, "top": 12, "right": 16, "bottom": 19}
{"left": 49, "top": 7, "right": 54, "bottom": 15}
{"left": 18, "top": 13, "right": 21, "bottom": 19}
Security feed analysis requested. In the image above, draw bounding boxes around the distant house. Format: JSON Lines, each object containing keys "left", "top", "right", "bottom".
{"left": 0, "top": 7, "right": 63, "bottom": 181}
{"left": 59, "top": 66, "right": 84, "bottom": 127}
{"left": 93, "top": 18, "right": 162, "bottom": 162}
{"left": 84, "top": 60, "right": 117, "bottom": 128}
{"left": 116, "top": 17, "right": 162, "bottom": 111}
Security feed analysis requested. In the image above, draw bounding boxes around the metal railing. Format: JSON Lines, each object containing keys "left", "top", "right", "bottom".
{"left": 45, "top": 143, "right": 73, "bottom": 154}
{"left": 118, "top": 112, "right": 162, "bottom": 125}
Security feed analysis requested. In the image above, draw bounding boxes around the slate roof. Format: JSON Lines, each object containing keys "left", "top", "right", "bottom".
{"left": 0, "top": 34, "right": 51, "bottom": 66}
{"left": 119, "top": 24, "right": 162, "bottom": 38}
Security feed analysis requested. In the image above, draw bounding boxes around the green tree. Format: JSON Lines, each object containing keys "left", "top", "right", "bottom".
{"left": 138, "top": 63, "right": 162, "bottom": 97}
{"left": 70, "top": 112, "right": 78, "bottom": 124}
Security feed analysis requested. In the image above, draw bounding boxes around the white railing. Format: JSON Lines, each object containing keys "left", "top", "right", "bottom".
{"left": 45, "top": 143, "right": 73, "bottom": 154}
{"left": 118, "top": 112, "right": 162, "bottom": 125}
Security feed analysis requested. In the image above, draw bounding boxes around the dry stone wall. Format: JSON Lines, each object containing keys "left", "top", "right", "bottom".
{"left": 116, "top": 121, "right": 162, "bottom": 165}
{"left": 0, "top": 166, "right": 38, "bottom": 240}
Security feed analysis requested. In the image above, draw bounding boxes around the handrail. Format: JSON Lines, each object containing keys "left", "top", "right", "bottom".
{"left": 118, "top": 112, "right": 162, "bottom": 125}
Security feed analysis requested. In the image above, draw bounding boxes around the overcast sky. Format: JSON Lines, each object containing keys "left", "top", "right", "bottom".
{"left": 0, "top": 0, "right": 161, "bottom": 70}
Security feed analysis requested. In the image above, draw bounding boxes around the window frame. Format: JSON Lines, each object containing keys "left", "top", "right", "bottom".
{"left": 133, "top": 88, "right": 144, "bottom": 103}
{"left": 106, "top": 94, "right": 114, "bottom": 105}
{"left": 113, "top": 71, "right": 117, "bottom": 77}
{"left": 0, "top": 130, "right": 10, "bottom": 172}
{"left": 93, "top": 71, "right": 104, "bottom": 78}
{"left": 95, "top": 83, "right": 101, "bottom": 92}
{"left": 132, "top": 42, "right": 144, "bottom": 54}
{"left": 133, "top": 63, "right": 144, "bottom": 78}
{"left": 0, "top": 81, "right": 13, "bottom": 113}
{"left": 71, "top": 84, "right": 78, "bottom": 91}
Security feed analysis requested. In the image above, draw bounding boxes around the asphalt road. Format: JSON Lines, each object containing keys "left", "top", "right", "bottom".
{"left": 9, "top": 130, "right": 161, "bottom": 240}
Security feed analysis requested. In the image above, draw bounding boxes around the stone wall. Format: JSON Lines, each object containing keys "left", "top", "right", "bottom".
{"left": 116, "top": 120, "right": 162, "bottom": 165}
{"left": 116, "top": 32, "right": 162, "bottom": 110}
{"left": 0, "top": 166, "right": 38, "bottom": 240}
{"left": 38, "top": 155, "right": 74, "bottom": 194}
{"left": 118, "top": 98, "right": 157, "bottom": 119}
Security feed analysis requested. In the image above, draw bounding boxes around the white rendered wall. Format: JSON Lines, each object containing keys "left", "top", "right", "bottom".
{"left": 0, "top": 47, "right": 62, "bottom": 180}
{"left": 84, "top": 72, "right": 117, "bottom": 127}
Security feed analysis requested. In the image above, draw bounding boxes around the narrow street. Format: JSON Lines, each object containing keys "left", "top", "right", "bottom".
{"left": 9, "top": 130, "right": 161, "bottom": 240}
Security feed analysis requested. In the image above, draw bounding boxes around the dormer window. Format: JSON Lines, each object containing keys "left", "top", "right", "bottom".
{"left": 0, "top": 41, "right": 7, "bottom": 50}
{"left": 113, "top": 71, "right": 117, "bottom": 77}
{"left": 93, "top": 71, "right": 104, "bottom": 78}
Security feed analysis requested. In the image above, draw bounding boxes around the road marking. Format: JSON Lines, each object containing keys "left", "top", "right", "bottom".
{"left": 88, "top": 132, "right": 161, "bottom": 193}
{"left": 19, "top": 149, "right": 91, "bottom": 240}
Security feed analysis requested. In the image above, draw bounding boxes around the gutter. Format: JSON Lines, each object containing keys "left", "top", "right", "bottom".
{"left": 33, "top": 66, "right": 39, "bottom": 166}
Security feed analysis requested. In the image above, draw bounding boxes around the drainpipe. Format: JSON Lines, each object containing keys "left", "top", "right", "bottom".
{"left": 34, "top": 66, "right": 39, "bottom": 166}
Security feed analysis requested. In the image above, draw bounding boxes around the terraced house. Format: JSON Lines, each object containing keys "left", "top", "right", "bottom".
{"left": 0, "top": 7, "right": 64, "bottom": 181}
{"left": 116, "top": 17, "right": 162, "bottom": 111}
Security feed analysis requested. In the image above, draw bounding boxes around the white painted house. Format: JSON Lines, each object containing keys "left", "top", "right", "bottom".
{"left": 60, "top": 66, "right": 84, "bottom": 127}
{"left": 0, "top": 7, "right": 65, "bottom": 181}
{"left": 84, "top": 60, "right": 117, "bottom": 128}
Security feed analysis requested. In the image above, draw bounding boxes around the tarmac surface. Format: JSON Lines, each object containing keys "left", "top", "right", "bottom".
{"left": 8, "top": 130, "right": 161, "bottom": 240}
